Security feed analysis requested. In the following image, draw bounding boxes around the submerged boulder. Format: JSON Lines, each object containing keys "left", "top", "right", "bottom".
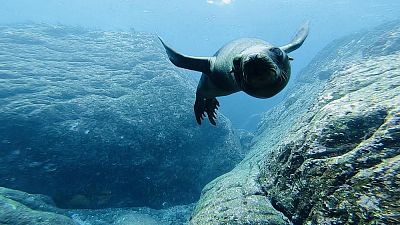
{"left": 190, "top": 21, "right": 400, "bottom": 224}
{"left": 0, "top": 187, "right": 75, "bottom": 225}
{"left": 0, "top": 24, "right": 243, "bottom": 209}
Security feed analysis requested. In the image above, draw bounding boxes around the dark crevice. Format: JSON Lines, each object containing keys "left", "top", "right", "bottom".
{"left": 270, "top": 197, "right": 293, "bottom": 224}
{"left": 295, "top": 202, "right": 315, "bottom": 225}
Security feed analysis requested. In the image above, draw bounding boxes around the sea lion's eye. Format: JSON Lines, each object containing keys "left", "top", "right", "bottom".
{"left": 271, "top": 47, "right": 283, "bottom": 57}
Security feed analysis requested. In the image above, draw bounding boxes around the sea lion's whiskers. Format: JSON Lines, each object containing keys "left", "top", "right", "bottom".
{"left": 281, "top": 71, "right": 288, "bottom": 82}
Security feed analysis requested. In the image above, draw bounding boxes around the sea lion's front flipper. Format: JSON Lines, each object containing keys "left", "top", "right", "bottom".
{"left": 159, "top": 37, "right": 213, "bottom": 74}
{"left": 194, "top": 94, "right": 219, "bottom": 125}
{"left": 281, "top": 21, "right": 310, "bottom": 53}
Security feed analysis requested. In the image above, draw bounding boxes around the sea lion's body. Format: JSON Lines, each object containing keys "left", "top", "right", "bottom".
{"left": 159, "top": 22, "right": 309, "bottom": 125}
{"left": 198, "top": 38, "right": 288, "bottom": 98}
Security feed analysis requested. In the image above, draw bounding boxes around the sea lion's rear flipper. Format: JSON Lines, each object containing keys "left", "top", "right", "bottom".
{"left": 281, "top": 21, "right": 310, "bottom": 53}
{"left": 159, "top": 37, "right": 213, "bottom": 74}
{"left": 194, "top": 95, "right": 219, "bottom": 125}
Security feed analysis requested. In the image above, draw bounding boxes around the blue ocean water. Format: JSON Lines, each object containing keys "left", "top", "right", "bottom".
{"left": 0, "top": 1, "right": 399, "bottom": 225}
{"left": 2, "top": 0, "right": 399, "bottom": 129}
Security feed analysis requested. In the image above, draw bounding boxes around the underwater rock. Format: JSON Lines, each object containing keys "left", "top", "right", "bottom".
{"left": 0, "top": 187, "right": 59, "bottom": 213}
{"left": 236, "top": 129, "right": 255, "bottom": 153}
{"left": 0, "top": 187, "right": 75, "bottom": 225}
{"left": 0, "top": 24, "right": 244, "bottom": 209}
{"left": 190, "top": 21, "right": 400, "bottom": 224}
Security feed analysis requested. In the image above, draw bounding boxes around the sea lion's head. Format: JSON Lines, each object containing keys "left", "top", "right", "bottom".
{"left": 232, "top": 46, "right": 292, "bottom": 98}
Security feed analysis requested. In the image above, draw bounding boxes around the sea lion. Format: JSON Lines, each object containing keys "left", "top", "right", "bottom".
{"left": 159, "top": 22, "right": 309, "bottom": 125}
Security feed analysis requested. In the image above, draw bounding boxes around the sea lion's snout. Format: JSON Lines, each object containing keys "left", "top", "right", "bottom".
{"left": 242, "top": 53, "right": 279, "bottom": 88}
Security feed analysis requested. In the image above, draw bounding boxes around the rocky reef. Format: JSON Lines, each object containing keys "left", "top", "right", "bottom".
{"left": 0, "top": 24, "right": 244, "bottom": 209}
{"left": 190, "top": 21, "right": 400, "bottom": 224}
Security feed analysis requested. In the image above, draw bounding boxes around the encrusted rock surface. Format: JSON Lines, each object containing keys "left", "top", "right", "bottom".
{"left": 0, "top": 187, "right": 75, "bottom": 225}
{"left": 190, "top": 21, "right": 400, "bottom": 225}
{"left": 0, "top": 24, "right": 243, "bottom": 209}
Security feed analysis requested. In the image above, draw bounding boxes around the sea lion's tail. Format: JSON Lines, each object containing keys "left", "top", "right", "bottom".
{"left": 158, "top": 37, "right": 213, "bottom": 74}
{"left": 281, "top": 21, "right": 310, "bottom": 53}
